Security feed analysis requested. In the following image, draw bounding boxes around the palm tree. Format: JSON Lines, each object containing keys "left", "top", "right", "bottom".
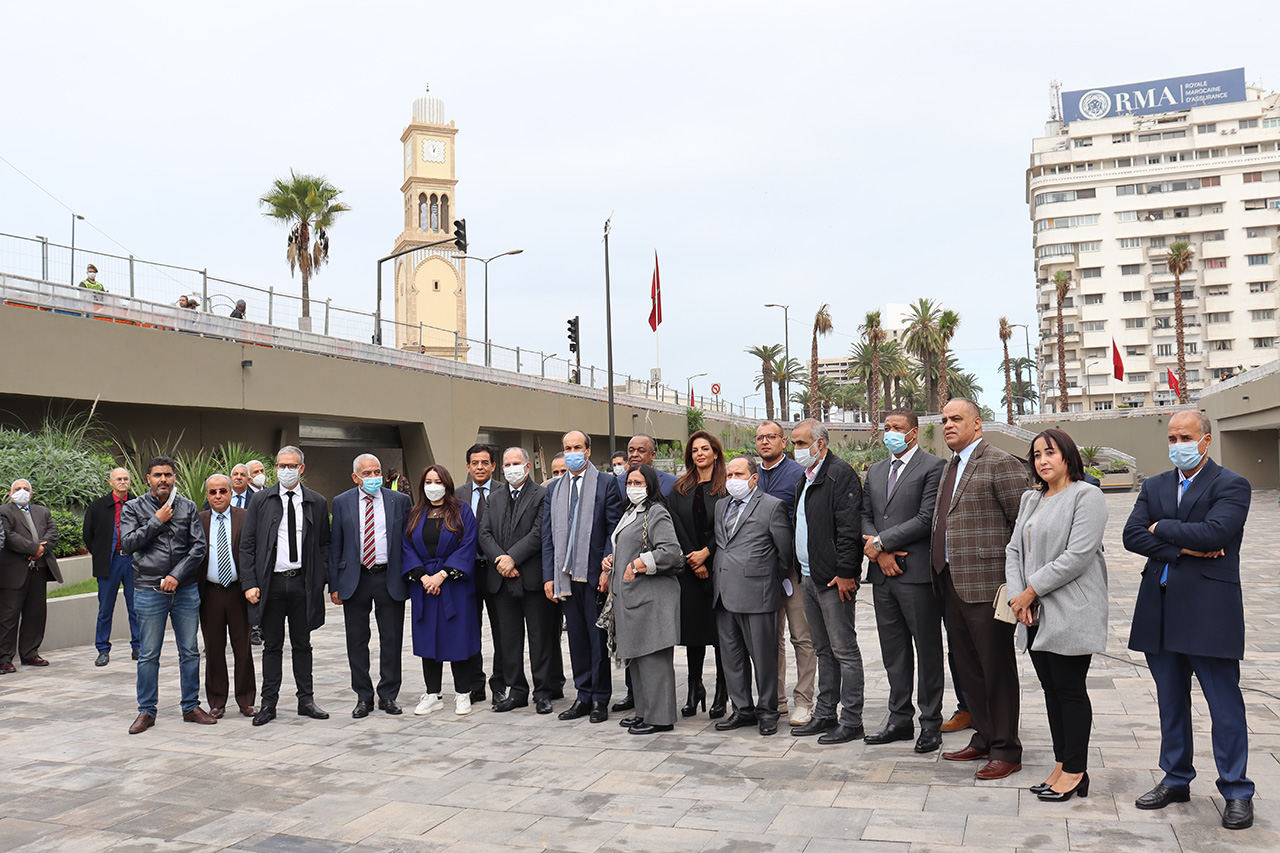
{"left": 745, "top": 343, "right": 783, "bottom": 420}
{"left": 998, "top": 317, "right": 1015, "bottom": 425}
{"left": 859, "top": 311, "right": 887, "bottom": 430}
{"left": 808, "top": 304, "right": 833, "bottom": 419}
{"left": 904, "top": 298, "right": 944, "bottom": 413}
{"left": 878, "top": 340, "right": 909, "bottom": 409}
{"left": 935, "top": 309, "right": 961, "bottom": 411}
{"left": 1011, "top": 356, "right": 1037, "bottom": 415}
{"left": 898, "top": 374, "right": 926, "bottom": 413}
{"left": 1168, "top": 241, "right": 1196, "bottom": 403}
{"left": 776, "top": 357, "right": 806, "bottom": 422}
{"left": 259, "top": 171, "right": 350, "bottom": 326}
{"left": 1052, "top": 269, "right": 1071, "bottom": 413}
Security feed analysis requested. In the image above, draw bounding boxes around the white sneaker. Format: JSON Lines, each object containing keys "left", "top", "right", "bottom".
{"left": 414, "top": 693, "right": 443, "bottom": 715}
{"left": 455, "top": 693, "right": 473, "bottom": 716}
{"left": 790, "top": 705, "right": 813, "bottom": 726}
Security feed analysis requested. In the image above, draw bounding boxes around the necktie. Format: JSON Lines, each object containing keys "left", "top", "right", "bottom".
{"left": 216, "top": 514, "right": 235, "bottom": 586}
{"left": 931, "top": 455, "right": 961, "bottom": 574}
{"left": 887, "top": 459, "right": 903, "bottom": 499}
{"left": 506, "top": 489, "right": 520, "bottom": 540}
{"left": 287, "top": 491, "right": 298, "bottom": 563}
{"left": 727, "top": 499, "right": 745, "bottom": 534}
{"left": 476, "top": 484, "right": 488, "bottom": 523}
{"left": 563, "top": 476, "right": 581, "bottom": 572}
{"left": 234, "top": 493, "right": 244, "bottom": 508}
{"left": 1160, "top": 478, "right": 1193, "bottom": 585}
{"left": 362, "top": 495, "right": 376, "bottom": 568}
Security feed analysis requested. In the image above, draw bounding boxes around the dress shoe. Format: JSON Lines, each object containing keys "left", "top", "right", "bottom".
{"left": 470, "top": 688, "right": 486, "bottom": 703}
{"left": 535, "top": 699, "right": 553, "bottom": 715}
{"left": 94, "top": 652, "right": 109, "bottom": 667}
{"left": 252, "top": 705, "right": 276, "bottom": 726}
{"left": 22, "top": 655, "right": 49, "bottom": 667}
{"left": 352, "top": 700, "right": 373, "bottom": 719}
{"left": 210, "top": 706, "right": 226, "bottom": 719}
{"left": 183, "top": 706, "right": 218, "bottom": 725}
{"left": 864, "top": 724, "right": 914, "bottom": 745}
{"left": 131, "top": 649, "right": 140, "bottom": 661}
{"left": 1037, "top": 772, "right": 1088, "bottom": 801}
{"left": 974, "top": 759, "right": 1021, "bottom": 780}
{"left": 759, "top": 718, "right": 778, "bottom": 736}
{"left": 1222, "top": 798, "right": 1253, "bottom": 830}
{"left": 914, "top": 730, "right": 943, "bottom": 753}
{"left": 789, "top": 705, "right": 813, "bottom": 726}
{"left": 940, "top": 709, "right": 972, "bottom": 733}
{"left": 297, "top": 700, "right": 329, "bottom": 720}
{"left": 942, "top": 746, "right": 989, "bottom": 762}
{"left": 612, "top": 693, "right": 635, "bottom": 712}
{"left": 791, "top": 716, "right": 838, "bottom": 737}
{"left": 1030, "top": 781, "right": 1052, "bottom": 795}
{"left": 558, "top": 700, "right": 590, "bottom": 721}
{"left": 128, "top": 712, "right": 155, "bottom": 734}
{"left": 379, "top": 698, "right": 403, "bottom": 715}
{"left": 818, "top": 724, "right": 865, "bottom": 745}
{"left": 628, "top": 722, "right": 674, "bottom": 735}
{"left": 619, "top": 715, "right": 643, "bottom": 728}
{"left": 493, "top": 696, "right": 529, "bottom": 713}
{"left": 250, "top": 627, "right": 262, "bottom": 645}
{"left": 1134, "top": 784, "right": 1190, "bottom": 810}
{"left": 715, "top": 711, "right": 759, "bottom": 731}
{"left": 589, "top": 702, "right": 609, "bottom": 723}
{"left": 239, "top": 705, "right": 256, "bottom": 717}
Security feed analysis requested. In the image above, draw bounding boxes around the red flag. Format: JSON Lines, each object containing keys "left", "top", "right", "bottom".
{"left": 1112, "top": 339, "right": 1124, "bottom": 380}
{"left": 648, "top": 252, "right": 662, "bottom": 332}
{"left": 1167, "top": 368, "right": 1180, "bottom": 397}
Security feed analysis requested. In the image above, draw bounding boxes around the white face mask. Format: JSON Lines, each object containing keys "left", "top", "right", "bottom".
{"left": 251, "top": 473, "right": 266, "bottom": 488}
{"left": 503, "top": 465, "right": 527, "bottom": 486}
{"left": 725, "top": 479, "right": 752, "bottom": 501}
{"left": 424, "top": 483, "right": 447, "bottom": 502}
{"left": 613, "top": 464, "right": 627, "bottom": 477}
{"left": 11, "top": 488, "right": 31, "bottom": 506}
{"left": 793, "top": 444, "right": 819, "bottom": 469}
{"left": 276, "top": 467, "right": 300, "bottom": 489}
{"left": 87, "top": 272, "right": 96, "bottom": 281}
{"left": 626, "top": 485, "right": 648, "bottom": 505}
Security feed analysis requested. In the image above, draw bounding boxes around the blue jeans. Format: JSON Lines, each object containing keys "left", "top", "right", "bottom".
{"left": 96, "top": 553, "right": 140, "bottom": 654}
{"left": 135, "top": 584, "right": 202, "bottom": 716}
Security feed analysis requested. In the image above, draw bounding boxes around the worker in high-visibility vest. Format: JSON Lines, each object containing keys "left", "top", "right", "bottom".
{"left": 79, "top": 263, "right": 105, "bottom": 291}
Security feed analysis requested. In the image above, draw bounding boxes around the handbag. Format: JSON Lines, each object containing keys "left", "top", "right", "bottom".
{"left": 993, "top": 583, "right": 1017, "bottom": 624}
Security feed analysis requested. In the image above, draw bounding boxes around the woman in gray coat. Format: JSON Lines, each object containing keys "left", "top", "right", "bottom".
{"left": 603, "top": 464, "right": 684, "bottom": 735}
{"left": 1006, "top": 428, "right": 1108, "bottom": 803}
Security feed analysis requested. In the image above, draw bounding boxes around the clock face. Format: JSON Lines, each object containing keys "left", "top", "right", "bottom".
{"left": 421, "top": 139, "right": 446, "bottom": 163}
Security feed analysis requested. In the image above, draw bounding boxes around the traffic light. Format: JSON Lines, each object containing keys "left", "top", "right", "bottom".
{"left": 567, "top": 315, "right": 580, "bottom": 353}
{"left": 453, "top": 219, "right": 467, "bottom": 253}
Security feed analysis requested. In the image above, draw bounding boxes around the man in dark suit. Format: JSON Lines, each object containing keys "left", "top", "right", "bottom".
{"left": 479, "top": 447, "right": 557, "bottom": 714}
{"left": 241, "top": 446, "right": 331, "bottom": 726}
{"left": 1123, "top": 411, "right": 1255, "bottom": 831}
{"left": 330, "top": 453, "right": 412, "bottom": 718}
{"left": 789, "top": 419, "right": 865, "bottom": 745}
{"left": 458, "top": 442, "right": 501, "bottom": 704}
{"left": 0, "top": 479, "right": 63, "bottom": 674}
{"left": 931, "top": 398, "right": 1028, "bottom": 781}
{"left": 228, "top": 464, "right": 255, "bottom": 509}
{"left": 712, "top": 455, "right": 794, "bottom": 736}
{"left": 861, "top": 409, "right": 947, "bottom": 754}
{"left": 197, "top": 474, "right": 255, "bottom": 718}
{"left": 83, "top": 467, "right": 140, "bottom": 667}
{"left": 543, "top": 429, "right": 625, "bottom": 723}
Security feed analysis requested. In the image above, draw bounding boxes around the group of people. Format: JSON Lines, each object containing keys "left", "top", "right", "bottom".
{"left": 77, "top": 262, "right": 248, "bottom": 318}
{"left": 0, "top": 400, "right": 1255, "bottom": 831}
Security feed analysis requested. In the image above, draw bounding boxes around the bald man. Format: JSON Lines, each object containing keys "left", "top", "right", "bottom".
{"left": 0, "top": 479, "right": 63, "bottom": 673}
{"left": 84, "top": 468, "right": 142, "bottom": 666}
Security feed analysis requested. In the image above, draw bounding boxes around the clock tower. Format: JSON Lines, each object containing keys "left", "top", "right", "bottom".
{"left": 392, "top": 86, "right": 468, "bottom": 356}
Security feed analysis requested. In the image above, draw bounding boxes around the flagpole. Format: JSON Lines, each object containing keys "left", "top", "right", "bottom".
{"left": 604, "top": 217, "right": 616, "bottom": 455}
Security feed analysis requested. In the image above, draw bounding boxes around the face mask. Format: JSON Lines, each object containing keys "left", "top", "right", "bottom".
{"left": 883, "top": 429, "right": 912, "bottom": 455}
{"left": 626, "top": 486, "right": 648, "bottom": 505}
{"left": 1169, "top": 439, "right": 1205, "bottom": 471}
{"left": 277, "top": 467, "right": 300, "bottom": 489}
{"left": 793, "top": 445, "right": 816, "bottom": 469}
{"left": 11, "top": 489, "right": 31, "bottom": 506}
{"left": 613, "top": 464, "right": 626, "bottom": 477}
{"left": 251, "top": 473, "right": 266, "bottom": 488}
{"left": 564, "top": 451, "right": 587, "bottom": 472}
{"left": 552, "top": 474, "right": 564, "bottom": 481}
{"left": 87, "top": 272, "right": 96, "bottom": 281}
{"left": 503, "top": 465, "right": 527, "bottom": 486}
{"left": 361, "top": 476, "right": 382, "bottom": 495}
{"left": 424, "top": 483, "right": 446, "bottom": 502}
{"left": 725, "top": 478, "right": 752, "bottom": 501}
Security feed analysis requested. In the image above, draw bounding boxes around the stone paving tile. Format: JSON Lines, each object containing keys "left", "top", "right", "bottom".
{"left": 700, "top": 831, "right": 810, "bottom": 853}
{"left": 962, "top": 814, "right": 1069, "bottom": 848}
{"left": 1063, "top": 819, "right": 1181, "bottom": 851}
{"left": 765, "top": 803, "right": 875, "bottom": 839}
{"left": 508, "top": 816, "right": 622, "bottom": 852}
{"left": 587, "top": 793, "right": 695, "bottom": 826}
{"left": 675, "top": 800, "right": 784, "bottom": 833}
{"left": 859, "top": 810, "right": 968, "bottom": 845}
{"left": 925, "top": 784, "right": 1020, "bottom": 816}
{"left": 594, "top": 824, "right": 714, "bottom": 852}
{"left": 420, "top": 808, "right": 539, "bottom": 844}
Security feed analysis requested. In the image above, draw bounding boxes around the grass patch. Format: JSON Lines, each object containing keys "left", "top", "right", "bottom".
{"left": 49, "top": 578, "right": 100, "bottom": 598}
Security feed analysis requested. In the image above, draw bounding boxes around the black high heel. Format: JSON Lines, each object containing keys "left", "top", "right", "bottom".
{"left": 1037, "top": 772, "right": 1089, "bottom": 802}
{"left": 708, "top": 681, "right": 728, "bottom": 720}
{"left": 681, "top": 682, "right": 706, "bottom": 717}
{"left": 1029, "top": 781, "right": 1053, "bottom": 795}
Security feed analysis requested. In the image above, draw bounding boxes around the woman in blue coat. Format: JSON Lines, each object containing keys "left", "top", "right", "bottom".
{"left": 402, "top": 465, "right": 480, "bottom": 717}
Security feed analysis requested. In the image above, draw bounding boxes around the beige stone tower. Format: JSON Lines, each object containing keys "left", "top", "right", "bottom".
{"left": 392, "top": 86, "right": 468, "bottom": 356}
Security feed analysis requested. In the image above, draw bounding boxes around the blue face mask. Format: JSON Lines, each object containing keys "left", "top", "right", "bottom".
{"left": 564, "top": 451, "right": 587, "bottom": 472}
{"left": 883, "top": 429, "right": 913, "bottom": 455}
{"left": 1169, "top": 439, "right": 1205, "bottom": 471}
{"left": 361, "top": 476, "right": 383, "bottom": 495}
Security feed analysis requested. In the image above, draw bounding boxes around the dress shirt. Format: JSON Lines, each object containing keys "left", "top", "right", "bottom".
{"left": 469, "top": 480, "right": 492, "bottom": 515}
{"left": 950, "top": 437, "right": 982, "bottom": 503}
{"left": 362, "top": 488, "right": 388, "bottom": 565}
{"left": 274, "top": 487, "right": 304, "bottom": 572}
{"left": 230, "top": 488, "right": 251, "bottom": 509}
{"left": 795, "top": 454, "right": 826, "bottom": 577}
{"left": 207, "top": 509, "right": 238, "bottom": 583}
{"left": 891, "top": 443, "right": 920, "bottom": 470}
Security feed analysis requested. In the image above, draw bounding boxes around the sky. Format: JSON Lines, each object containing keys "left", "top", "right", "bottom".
{"left": 3, "top": 1, "right": 1277, "bottom": 417}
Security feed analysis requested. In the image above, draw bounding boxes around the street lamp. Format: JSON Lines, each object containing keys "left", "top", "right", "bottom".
{"left": 742, "top": 391, "right": 761, "bottom": 418}
{"left": 1084, "top": 357, "right": 1117, "bottom": 411}
{"left": 457, "top": 249, "right": 524, "bottom": 367}
{"left": 687, "top": 372, "right": 707, "bottom": 407}
{"left": 1010, "top": 322, "right": 1037, "bottom": 414}
{"left": 764, "top": 303, "right": 790, "bottom": 421}
{"left": 540, "top": 352, "right": 558, "bottom": 379}
{"left": 69, "top": 213, "right": 84, "bottom": 288}
{"left": 374, "top": 236, "right": 460, "bottom": 346}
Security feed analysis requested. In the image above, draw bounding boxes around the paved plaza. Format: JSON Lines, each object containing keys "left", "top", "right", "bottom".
{"left": 0, "top": 490, "right": 1277, "bottom": 852}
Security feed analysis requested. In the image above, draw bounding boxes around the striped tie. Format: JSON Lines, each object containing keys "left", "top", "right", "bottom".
{"left": 216, "top": 514, "right": 234, "bottom": 587}
{"left": 362, "top": 495, "right": 376, "bottom": 569}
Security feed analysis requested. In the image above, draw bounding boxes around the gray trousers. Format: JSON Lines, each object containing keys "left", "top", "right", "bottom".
{"left": 629, "top": 646, "right": 677, "bottom": 726}
{"left": 777, "top": 565, "right": 816, "bottom": 710}
{"left": 872, "top": 580, "right": 944, "bottom": 733}
{"left": 716, "top": 604, "right": 779, "bottom": 721}
{"left": 801, "top": 577, "right": 864, "bottom": 728}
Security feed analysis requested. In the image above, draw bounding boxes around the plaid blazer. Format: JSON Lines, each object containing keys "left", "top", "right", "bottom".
{"left": 931, "top": 439, "right": 1029, "bottom": 604}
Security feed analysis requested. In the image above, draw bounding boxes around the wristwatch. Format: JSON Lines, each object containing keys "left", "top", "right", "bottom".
{"left": 872, "top": 536, "right": 883, "bottom": 553}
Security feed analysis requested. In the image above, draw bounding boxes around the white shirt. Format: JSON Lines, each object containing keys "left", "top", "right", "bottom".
{"left": 230, "top": 487, "right": 251, "bottom": 509}
{"left": 950, "top": 438, "right": 983, "bottom": 503}
{"left": 360, "top": 488, "right": 388, "bottom": 565}
{"left": 207, "top": 509, "right": 237, "bottom": 583}
{"left": 274, "top": 487, "right": 304, "bottom": 572}
{"left": 891, "top": 443, "right": 919, "bottom": 470}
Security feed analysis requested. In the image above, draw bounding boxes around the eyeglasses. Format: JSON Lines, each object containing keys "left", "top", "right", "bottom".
{"left": 207, "top": 488, "right": 229, "bottom": 495}
{"left": 755, "top": 434, "right": 784, "bottom": 442}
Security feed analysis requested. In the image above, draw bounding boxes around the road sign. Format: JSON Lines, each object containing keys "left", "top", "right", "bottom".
{"left": 711, "top": 383, "right": 721, "bottom": 395}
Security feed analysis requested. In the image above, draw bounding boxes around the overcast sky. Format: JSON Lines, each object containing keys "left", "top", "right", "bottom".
{"left": 3, "top": 2, "right": 1277, "bottom": 417}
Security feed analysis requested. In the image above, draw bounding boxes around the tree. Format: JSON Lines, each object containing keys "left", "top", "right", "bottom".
{"left": 1168, "top": 241, "right": 1196, "bottom": 403}
{"left": 808, "top": 304, "right": 833, "bottom": 419}
{"left": 1010, "top": 356, "right": 1037, "bottom": 415}
{"left": 859, "top": 311, "right": 887, "bottom": 430}
{"left": 935, "top": 309, "right": 961, "bottom": 412}
{"left": 259, "top": 171, "right": 350, "bottom": 325}
{"left": 904, "top": 298, "right": 944, "bottom": 413}
{"left": 898, "top": 375, "right": 927, "bottom": 412}
{"left": 745, "top": 343, "right": 783, "bottom": 420}
{"left": 999, "top": 316, "right": 1015, "bottom": 425}
{"left": 776, "top": 357, "right": 806, "bottom": 423}
{"left": 1052, "top": 270, "right": 1071, "bottom": 413}
{"left": 878, "top": 340, "right": 909, "bottom": 410}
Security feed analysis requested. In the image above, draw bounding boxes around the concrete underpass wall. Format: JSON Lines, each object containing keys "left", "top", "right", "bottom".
{"left": 1016, "top": 413, "right": 1180, "bottom": 478}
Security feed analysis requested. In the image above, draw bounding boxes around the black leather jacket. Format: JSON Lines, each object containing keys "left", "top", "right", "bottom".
{"left": 119, "top": 492, "right": 207, "bottom": 589}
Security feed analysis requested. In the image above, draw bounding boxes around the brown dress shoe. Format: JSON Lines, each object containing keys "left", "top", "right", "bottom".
{"left": 183, "top": 706, "right": 218, "bottom": 725}
{"left": 129, "top": 713, "right": 155, "bottom": 734}
{"left": 940, "top": 710, "right": 971, "bottom": 733}
{"left": 942, "top": 745, "right": 990, "bottom": 762}
{"left": 22, "top": 655, "right": 49, "bottom": 667}
{"left": 210, "top": 706, "right": 226, "bottom": 719}
{"left": 240, "top": 705, "right": 257, "bottom": 717}
{"left": 0, "top": 661, "right": 16, "bottom": 674}
{"left": 974, "top": 759, "right": 1022, "bottom": 780}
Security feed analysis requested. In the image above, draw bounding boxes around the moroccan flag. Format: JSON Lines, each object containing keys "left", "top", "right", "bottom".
{"left": 1167, "top": 368, "right": 1180, "bottom": 397}
{"left": 1112, "top": 339, "right": 1124, "bottom": 380}
{"left": 648, "top": 252, "right": 662, "bottom": 332}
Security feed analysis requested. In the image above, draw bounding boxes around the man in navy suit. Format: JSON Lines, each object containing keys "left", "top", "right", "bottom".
{"left": 543, "top": 429, "right": 624, "bottom": 723}
{"left": 1123, "top": 411, "right": 1255, "bottom": 831}
{"left": 330, "top": 453, "right": 413, "bottom": 718}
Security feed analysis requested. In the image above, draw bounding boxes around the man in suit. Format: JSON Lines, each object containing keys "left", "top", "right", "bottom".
{"left": 479, "top": 447, "right": 557, "bottom": 714}
{"left": 242, "top": 446, "right": 331, "bottom": 726}
{"left": 860, "top": 409, "right": 947, "bottom": 754}
{"left": 197, "top": 474, "right": 255, "bottom": 718}
{"left": 458, "top": 443, "right": 501, "bottom": 704}
{"left": 1123, "top": 411, "right": 1255, "bottom": 831}
{"left": 754, "top": 419, "right": 816, "bottom": 727}
{"left": 931, "top": 398, "right": 1028, "bottom": 780}
{"left": 83, "top": 467, "right": 140, "bottom": 667}
{"left": 330, "top": 453, "right": 412, "bottom": 718}
{"left": 543, "top": 429, "right": 625, "bottom": 723}
{"left": 229, "top": 464, "right": 255, "bottom": 509}
{"left": 0, "top": 479, "right": 63, "bottom": 674}
{"left": 711, "top": 455, "right": 794, "bottom": 736}
{"left": 245, "top": 460, "right": 267, "bottom": 647}
{"left": 789, "top": 419, "right": 865, "bottom": 745}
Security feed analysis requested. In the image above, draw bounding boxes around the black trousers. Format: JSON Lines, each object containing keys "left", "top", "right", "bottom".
{"left": 468, "top": 569, "right": 506, "bottom": 699}
{"left": 423, "top": 656, "right": 477, "bottom": 694}
{"left": 492, "top": 582, "right": 561, "bottom": 702}
{"left": 0, "top": 567, "right": 49, "bottom": 664}
{"left": 343, "top": 569, "right": 405, "bottom": 704}
{"left": 259, "top": 573, "right": 313, "bottom": 706}
{"left": 1027, "top": 625, "right": 1093, "bottom": 773}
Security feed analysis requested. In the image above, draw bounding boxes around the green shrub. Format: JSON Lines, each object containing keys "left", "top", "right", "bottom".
{"left": 0, "top": 425, "right": 114, "bottom": 511}
{"left": 49, "top": 509, "right": 85, "bottom": 558}
{"left": 117, "top": 436, "right": 273, "bottom": 502}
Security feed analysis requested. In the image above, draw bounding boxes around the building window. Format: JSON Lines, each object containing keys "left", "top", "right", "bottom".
{"left": 1209, "top": 339, "right": 1234, "bottom": 351}
{"left": 1078, "top": 241, "right": 1101, "bottom": 252}
{"left": 1187, "top": 370, "right": 1200, "bottom": 381}
{"left": 1093, "top": 401, "right": 1113, "bottom": 411}
{"left": 1079, "top": 267, "right": 1102, "bottom": 278}
{"left": 1124, "top": 318, "right": 1146, "bottom": 329}
{"left": 1240, "top": 118, "right": 1259, "bottom": 130}
{"left": 1250, "top": 309, "right": 1275, "bottom": 321}
{"left": 1206, "top": 284, "right": 1230, "bottom": 296}
{"left": 1244, "top": 172, "right": 1262, "bottom": 184}
{"left": 1249, "top": 281, "right": 1275, "bottom": 293}
{"left": 1121, "top": 264, "right": 1142, "bottom": 275}
{"left": 1206, "top": 312, "right": 1232, "bottom": 323}
{"left": 1202, "top": 176, "right": 1221, "bottom": 187}
{"left": 1204, "top": 258, "right": 1227, "bottom": 269}
{"left": 1084, "top": 347, "right": 1107, "bottom": 359}
{"left": 432, "top": 280, "right": 440, "bottom": 292}
{"left": 429, "top": 193, "right": 440, "bottom": 231}
{"left": 1253, "top": 337, "right": 1276, "bottom": 348}
{"left": 1157, "top": 344, "right": 1173, "bottom": 356}
{"left": 1082, "top": 320, "right": 1106, "bottom": 332}
{"left": 1247, "top": 254, "right": 1272, "bottom": 266}
{"left": 1196, "top": 123, "right": 1216, "bottom": 134}
{"left": 1243, "top": 145, "right": 1260, "bottom": 154}
{"left": 1120, "top": 237, "right": 1142, "bottom": 249}
{"left": 1247, "top": 227, "right": 1269, "bottom": 238}
{"left": 1186, "top": 341, "right": 1198, "bottom": 354}
{"left": 1203, "top": 230, "right": 1225, "bottom": 241}
{"left": 1084, "top": 293, "right": 1104, "bottom": 305}
{"left": 1151, "top": 262, "right": 1169, "bottom": 274}
{"left": 1264, "top": 118, "right": 1280, "bottom": 129}
{"left": 1116, "top": 184, "right": 1139, "bottom": 196}
{"left": 1129, "top": 373, "right": 1149, "bottom": 382}
{"left": 1118, "top": 210, "right": 1138, "bottom": 221}
{"left": 1150, "top": 236, "right": 1167, "bottom": 248}
{"left": 440, "top": 195, "right": 450, "bottom": 232}
{"left": 1154, "top": 317, "right": 1173, "bottom": 329}
{"left": 1074, "top": 137, "right": 1093, "bottom": 148}
{"left": 1126, "top": 346, "right": 1145, "bottom": 356}
{"left": 418, "top": 193, "right": 429, "bottom": 231}
{"left": 1113, "top": 133, "right": 1131, "bottom": 143}
{"left": 1123, "top": 290, "right": 1144, "bottom": 302}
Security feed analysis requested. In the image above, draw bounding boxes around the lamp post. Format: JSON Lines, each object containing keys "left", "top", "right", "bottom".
{"left": 457, "top": 249, "right": 524, "bottom": 367}
{"left": 687, "top": 372, "right": 707, "bottom": 407}
{"left": 540, "top": 352, "right": 558, "bottom": 379}
{"left": 1010, "top": 322, "right": 1037, "bottom": 414}
{"left": 1083, "top": 357, "right": 1116, "bottom": 412}
{"left": 742, "top": 391, "right": 760, "bottom": 419}
{"left": 69, "top": 214, "right": 84, "bottom": 287}
{"left": 765, "top": 303, "right": 790, "bottom": 421}
{"left": 374, "top": 236, "right": 461, "bottom": 347}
